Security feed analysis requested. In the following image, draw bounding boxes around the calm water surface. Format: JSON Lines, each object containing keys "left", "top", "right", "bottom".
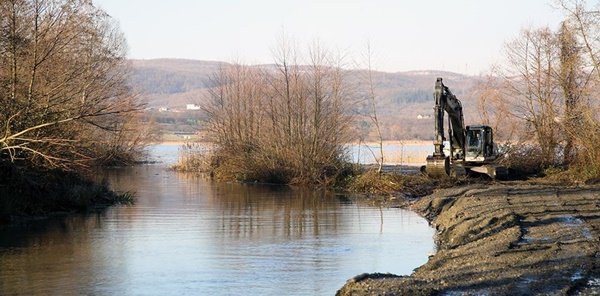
{"left": 0, "top": 146, "right": 435, "bottom": 295}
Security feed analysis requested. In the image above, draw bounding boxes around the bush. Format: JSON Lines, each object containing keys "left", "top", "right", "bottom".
{"left": 497, "top": 144, "right": 546, "bottom": 176}
{"left": 170, "top": 143, "right": 213, "bottom": 173}
{"left": 201, "top": 56, "right": 355, "bottom": 185}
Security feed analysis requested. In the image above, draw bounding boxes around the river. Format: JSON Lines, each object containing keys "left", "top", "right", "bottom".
{"left": 0, "top": 145, "right": 435, "bottom": 295}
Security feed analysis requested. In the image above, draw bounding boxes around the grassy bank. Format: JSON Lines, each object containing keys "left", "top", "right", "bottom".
{"left": 0, "top": 163, "right": 133, "bottom": 224}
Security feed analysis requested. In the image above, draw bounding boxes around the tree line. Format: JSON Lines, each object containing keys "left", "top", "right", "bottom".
{"left": 197, "top": 0, "right": 600, "bottom": 183}
{"left": 473, "top": 0, "right": 600, "bottom": 179}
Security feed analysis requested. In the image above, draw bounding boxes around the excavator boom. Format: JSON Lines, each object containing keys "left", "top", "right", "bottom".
{"left": 426, "top": 78, "right": 465, "bottom": 177}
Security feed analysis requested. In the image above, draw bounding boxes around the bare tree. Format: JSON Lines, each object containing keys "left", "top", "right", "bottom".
{"left": 473, "top": 71, "right": 519, "bottom": 143}
{"left": 557, "top": 0, "right": 600, "bottom": 80}
{"left": 266, "top": 35, "right": 354, "bottom": 184}
{"left": 360, "top": 40, "right": 384, "bottom": 173}
{"left": 0, "top": 0, "right": 143, "bottom": 170}
{"left": 201, "top": 35, "right": 354, "bottom": 185}
{"left": 556, "top": 0, "right": 600, "bottom": 175}
{"left": 497, "top": 26, "right": 562, "bottom": 167}
{"left": 557, "top": 21, "right": 586, "bottom": 165}
{"left": 202, "top": 62, "right": 265, "bottom": 177}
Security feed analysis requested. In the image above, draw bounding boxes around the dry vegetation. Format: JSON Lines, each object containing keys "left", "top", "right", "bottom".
{"left": 0, "top": 0, "right": 148, "bottom": 220}
{"left": 170, "top": 143, "right": 212, "bottom": 172}
{"left": 0, "top": 0, "right": 150, "bottom": 169}
{"left": 171, "top": 0, "right": 600, "bottom": 186}
{"left": 197, "top": 38, "right": 357, "bottom": 185}
{"left": 472, "top": 0, "right": 600, "bottom": 182}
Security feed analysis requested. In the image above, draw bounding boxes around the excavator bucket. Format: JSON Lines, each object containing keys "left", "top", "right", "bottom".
{"left": 425, "top": 155, "right": 450, "bottom": 178}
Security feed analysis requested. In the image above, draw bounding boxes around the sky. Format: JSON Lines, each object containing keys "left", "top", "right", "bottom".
{"left": 93, "top": 0, "right": 565, "bottom": 75}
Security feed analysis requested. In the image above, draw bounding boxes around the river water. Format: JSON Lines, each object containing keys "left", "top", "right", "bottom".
{"left": 0, "top": 145, "right": 435, "bottom": 295}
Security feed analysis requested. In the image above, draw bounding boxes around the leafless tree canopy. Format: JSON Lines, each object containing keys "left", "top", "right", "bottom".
{"left": 474, "top": 0, "right": 600, "bottom": 177}
{"left": 203, "top": 39, "right": 355, "bottom": 185}
{"left": 0, "top": 0, "right": 145, "bottom": 170}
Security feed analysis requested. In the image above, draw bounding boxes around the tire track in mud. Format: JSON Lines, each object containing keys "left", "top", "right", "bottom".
{"left": 337, "top": 183, "right": 600, "bottom": 296}
{"left": 504, "top": 187, "right": 596, "bottom": 294}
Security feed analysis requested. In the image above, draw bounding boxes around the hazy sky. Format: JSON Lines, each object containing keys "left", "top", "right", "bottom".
{"left": 93, "top": 0, "right": 565, "bottom": 75}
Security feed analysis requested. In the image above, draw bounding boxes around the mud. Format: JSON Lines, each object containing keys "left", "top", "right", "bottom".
{"left": 337, "top": 182, "right": 600, "bottom": 295}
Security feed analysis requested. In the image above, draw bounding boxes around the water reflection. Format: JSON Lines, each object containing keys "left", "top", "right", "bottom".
{"left": 0, "top": 165, "right": 434, "bottom": 296}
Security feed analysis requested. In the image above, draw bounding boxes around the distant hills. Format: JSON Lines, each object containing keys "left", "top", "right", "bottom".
{"left": 129, "top": 58, "right": 482, "bottom": 141}
{"left": 130, "top": 59, "right": 222, "bottom": 96}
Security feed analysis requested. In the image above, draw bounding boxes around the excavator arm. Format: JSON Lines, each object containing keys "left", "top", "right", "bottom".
{"left": 426, "top": 78, "right": 466, "bottom": 177}
{"left": 439, "top": 79, "right": 466, "bottom": 159}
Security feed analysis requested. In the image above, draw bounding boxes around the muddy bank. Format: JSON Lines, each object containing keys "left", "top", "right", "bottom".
{"left": 338, "top": 182, "right": 600, "bottom": 295}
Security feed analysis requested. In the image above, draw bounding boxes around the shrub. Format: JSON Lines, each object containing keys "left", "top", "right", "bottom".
{"left": 201, "top": 51, "right": 355, "bottom": 185}
{"left": 171, "top": 143, "right": 213, "bottom": 173}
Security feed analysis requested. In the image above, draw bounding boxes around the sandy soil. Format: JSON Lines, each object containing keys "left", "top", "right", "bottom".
{"left": 337, "top": 181, "right": 600, "bottom": 295}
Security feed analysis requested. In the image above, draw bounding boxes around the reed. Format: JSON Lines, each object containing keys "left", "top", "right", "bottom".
{"left": 170, "top": 143, "right": 213, "bottom": 172}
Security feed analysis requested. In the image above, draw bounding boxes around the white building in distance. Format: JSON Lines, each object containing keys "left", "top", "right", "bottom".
{"left": 186, "top": 104, "right": 201, "bottom": 110}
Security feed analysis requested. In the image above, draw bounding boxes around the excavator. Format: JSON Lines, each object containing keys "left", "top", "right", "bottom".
{"left": 423, "top": 78, "right": 507, "bottom": 179}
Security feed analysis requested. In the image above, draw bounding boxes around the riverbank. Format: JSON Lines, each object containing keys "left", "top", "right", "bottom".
{"left": 0, "top": 165, "right": 134, "bottom": 224}
{"left": 338, "top": 181, "right": 600, "bottom": 295}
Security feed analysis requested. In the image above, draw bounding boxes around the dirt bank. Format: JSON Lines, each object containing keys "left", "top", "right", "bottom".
{"left": 338, "top": 182, "right": 600, "bottom": 295}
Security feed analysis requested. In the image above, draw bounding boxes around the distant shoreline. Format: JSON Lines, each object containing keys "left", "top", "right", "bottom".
{"left": 156, "top": 140, "right": 432, "bottom": 146}
{"left": 156, "top": 140, "right": 432, "bottom": 165}
{"left": 349, "top": 140, "right": 431, "bottom": 146}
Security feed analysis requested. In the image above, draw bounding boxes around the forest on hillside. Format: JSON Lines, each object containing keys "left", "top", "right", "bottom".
{"left": 129, "top": 59, "right": 478, "bottom": 141}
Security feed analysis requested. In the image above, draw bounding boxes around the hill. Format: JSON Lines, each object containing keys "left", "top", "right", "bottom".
{"left": 129, "top": 59, "right": 482, "bottom": 141}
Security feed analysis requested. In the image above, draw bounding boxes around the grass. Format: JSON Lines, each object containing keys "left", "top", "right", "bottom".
{"left": 341, "top": 168, "right": 460, "bottom": 197}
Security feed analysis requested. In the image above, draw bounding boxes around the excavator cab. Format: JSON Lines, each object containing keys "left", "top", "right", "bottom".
{"left": 465, "top": 125, "right": 496, "bottom": 163}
